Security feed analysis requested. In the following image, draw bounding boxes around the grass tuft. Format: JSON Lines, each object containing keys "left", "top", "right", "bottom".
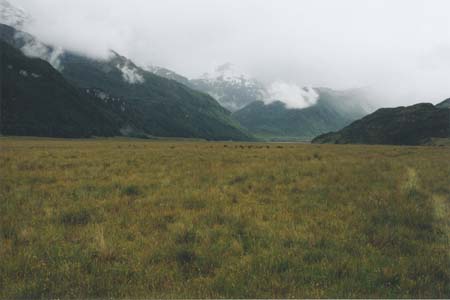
{"left": 59, "top": 208, "right": 92, "bottom": 225}
{"left": 121, "top": 184, "right": 142, "bottom": 197}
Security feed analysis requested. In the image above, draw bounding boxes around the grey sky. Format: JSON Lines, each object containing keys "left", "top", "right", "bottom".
{"left": 14, "top": 0, "right": 450, "bottom": 106}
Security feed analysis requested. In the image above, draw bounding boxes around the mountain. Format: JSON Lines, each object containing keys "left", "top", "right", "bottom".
{"left": 0, "top": 22, "right": 252, "bottom": 140}
{"left": 0, "top": 40, "right": 125, "bottom": 137}
{"left": 58, "top": 51, "right": 251, "bottom": 140}
{"left": 0, "top": 22, "right": 65, "bottom": 71}
{"left": 189, "top": 63, "right": 268, "bottom": 112}
{"left": 146, "top": 63, "right": 268, "bottom": 112}
{"left": 145, "top": 63, "right": 374, "bottom": 141}
{"left": 312, "top": 102, "right": 450, "bottom": 145}
{"left": 145, "top": 65, "right": 191, "bottom": 87}
{"left": 436, "top": 98, "right": 450, "bottom": 109}
{"left": 232, "top": 88, "right": 373, "bottom": 141}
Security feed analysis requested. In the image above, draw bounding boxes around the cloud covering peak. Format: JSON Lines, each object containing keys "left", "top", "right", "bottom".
{"left": 0, "top": 0, "right": 30, "bottom": 28}
{"left": 9, "top": 0, "right": 450, "bottom": 107}
{"left": 267, "top": 83, "right": 319, "bottom": 109}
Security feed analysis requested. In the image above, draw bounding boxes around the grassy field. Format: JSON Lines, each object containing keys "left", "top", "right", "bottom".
{"left": 0, "top": 137, "right": 449, "bottom": 298}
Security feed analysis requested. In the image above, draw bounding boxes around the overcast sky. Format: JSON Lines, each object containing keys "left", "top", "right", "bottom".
{"left": 14, "top": 0, "right": 450, "bottom": 106}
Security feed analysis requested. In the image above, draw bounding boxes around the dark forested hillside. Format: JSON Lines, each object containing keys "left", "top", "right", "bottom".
{"left": 0, "top": 23, "right": 253, "bottom": 140}
{"left": 59, "top": 52, "right": 252, "bottom": 140}
{"left": 0, "top": 40, "right": 124, "bottom": 137}
{"left": 232, "top": 88, "right": 372, "bottom": 141}
{"left": 436, "top": 98, "right": 450, "bottom": 109}
{"left": 312, "top": 102, "right": 450, "bottom": 145}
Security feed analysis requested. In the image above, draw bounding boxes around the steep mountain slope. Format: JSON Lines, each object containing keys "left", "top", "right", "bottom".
{"left": 145, "top": 65, "right": 191, "bottom": 86}
{"left": 0, "top": 40, "right": 125, "bottom": 137}
{"left": 0, "top": 23, "right": 252, "bottom": 140}
{"left": 436, "top": 98, "right": 450, "bottom": 109}
{"left": 233, "top": 88, "right": 373, "bottom": 141}
{"left": 59, "top": 52, "right": 251, "bottom": 140}
{"left": 312, "top": 102, "right": 450, "bottom": 145}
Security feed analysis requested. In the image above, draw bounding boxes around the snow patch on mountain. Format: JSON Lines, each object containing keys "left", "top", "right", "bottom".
{"left": 145, "top": 64, "right": 191, "bottom": 85}
{"left": 190, "top": 63, "right": 268, "bottom": 111}
{"left": 146, "top": 65, "right": 167, "bottom": 76}
{"left": 201, "top": 63, "right": 257, "bottom": 87}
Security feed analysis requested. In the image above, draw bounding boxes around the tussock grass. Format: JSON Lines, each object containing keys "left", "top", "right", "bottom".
{"left": 0, "top": 138, "right": 449, "bottom": 298}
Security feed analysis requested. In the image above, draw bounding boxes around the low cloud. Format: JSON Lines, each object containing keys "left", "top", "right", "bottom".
{"left": 16, "top": 31, "right": 64, "bottom": 70}
{"left": 11, "top": 0, "right": 450, "bottom": 106}
{"left": 117, "top": 64, "right": 144, "bottom": 84}
{"left": 267, "top": 83, "right": 319, "bottom": 109}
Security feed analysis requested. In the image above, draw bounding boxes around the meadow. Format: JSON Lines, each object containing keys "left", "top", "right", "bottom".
{"left": 0, "top": 137, "right": 449, "bottom": 298}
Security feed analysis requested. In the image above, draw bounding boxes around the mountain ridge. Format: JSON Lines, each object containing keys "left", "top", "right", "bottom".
{"left": 0, "top": 22, "right": 253, "bottom": 140}
{"left": 312, "top": 102, "right": 450, "bottom": 145}
{"left": 144, "top": 63, "right": 375, "bottom": 141}
{"left": 436, "top": 98, "right": 450, "bottom": 109}
{"left": 0, "top": 40, "right": 125, "bottom": 137}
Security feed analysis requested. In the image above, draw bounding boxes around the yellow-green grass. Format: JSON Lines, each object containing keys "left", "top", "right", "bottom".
{"left": 0, "top": 137, "right": 449, "bottom": 298}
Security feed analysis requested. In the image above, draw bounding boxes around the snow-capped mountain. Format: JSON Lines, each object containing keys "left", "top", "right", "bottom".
{"left": 0, "top": 0, "right": 30, "bottom": 29}
{"left": 0, "top": 0, "right": 374, "bottom": 142}
{"left": 145, "top": 62, "right": 269, "bottom": 111}
{"left": 190, "top": 63, "right": 268, "bottom": 111}
{"left": 200, "top": 63, "right": 254, "bottom": 86}
{"left": 146, "top": 63, "right": 324, "bottom": 112}
{"left": 144, "top": 62, "right": 375, "bottom": 140}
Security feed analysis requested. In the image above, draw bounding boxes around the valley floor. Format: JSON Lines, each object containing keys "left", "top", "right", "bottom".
{"left": 0, "top": 138, "right": 449, "bottom": 298}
